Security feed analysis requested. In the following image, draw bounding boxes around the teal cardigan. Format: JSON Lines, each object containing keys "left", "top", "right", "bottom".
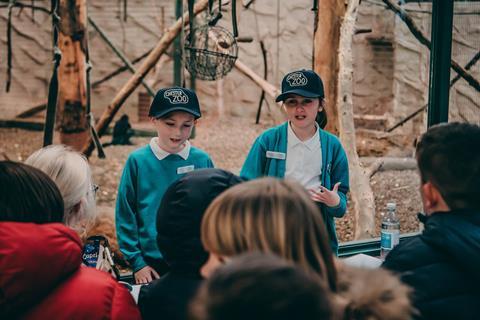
{"left": 116, "top": 145, "right": 214, "bottom": 272}
{"left": 240, "top": 122, "right": 349, "bottom": 254}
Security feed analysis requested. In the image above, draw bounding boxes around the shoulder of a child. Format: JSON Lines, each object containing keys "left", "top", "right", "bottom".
{"left": 257, "top": 123, "right": 287, "bottom": 141}
{"left": 189, "top": 145, "right": 211, "bottom": 158}
{"left": 129, "top": 144, "right": 151, "bottom": 158}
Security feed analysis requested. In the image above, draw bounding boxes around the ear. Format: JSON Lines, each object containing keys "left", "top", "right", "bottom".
{"left": 421, "top": 182, "right": 444, "bottom": 214}
{"left": 318, "top": 98, "right": 326, "bottom": 111}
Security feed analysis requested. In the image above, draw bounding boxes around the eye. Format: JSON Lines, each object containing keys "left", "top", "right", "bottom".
{"left": 303, "top": 99, "right": 313, "bottom": 105}
{"left": 183, "top": 124, "right": 192, "bottom": 128}
{"left": 165, "top": 122, "right": 175, "bottom": 126}
{"left": 285, "top": 99, "right": 297, "bottom": 107}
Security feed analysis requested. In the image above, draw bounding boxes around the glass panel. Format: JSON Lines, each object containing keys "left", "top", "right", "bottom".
{"left": 339, "top": 0, "right": 435, "bottom": 243}
{"left": 449, "top": 0, "right": 480, "bottom": 124}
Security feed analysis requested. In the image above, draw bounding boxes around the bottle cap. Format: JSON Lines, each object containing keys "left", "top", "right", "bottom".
{"left": 387, "top": 202, "right": 396, "bottom": 210}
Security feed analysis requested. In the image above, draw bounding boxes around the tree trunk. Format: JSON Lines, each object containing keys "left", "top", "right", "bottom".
{"left": 336, "top": 0, "right": 376, "bottom": 239}
{"left": 57, "top": 0, "right": 89, "bottom": 150}
{"left": 313, "top": 0, "right": 346, "bottom": 135}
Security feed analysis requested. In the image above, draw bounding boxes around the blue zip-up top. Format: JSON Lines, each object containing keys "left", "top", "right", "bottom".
{"left": 116, "top": 144, "right": 214, "bottom": 272}
{"left": 240, "top": 122, "right": 349, "bottom": 254}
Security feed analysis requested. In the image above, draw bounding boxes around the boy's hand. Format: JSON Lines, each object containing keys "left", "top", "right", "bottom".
{"left": 309, "top": 182, "right": 341, "bottom": 208}
{"left": 134, "top": 265, "right": 160, "bottom": 284}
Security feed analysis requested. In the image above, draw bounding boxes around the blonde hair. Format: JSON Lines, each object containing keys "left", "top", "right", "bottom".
{"left": 25, "top": 145, "right": 96, "bottom": 231}
{"left": 201, "top": 177, "right": 337, "bottom": 291}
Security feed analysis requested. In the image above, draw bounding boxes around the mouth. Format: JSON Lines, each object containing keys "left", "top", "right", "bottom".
{"left": 170, "top": 138, "right": 182, "bottom": 144}
{"left": 294, "top": 115, "right": 306, "bottom": 120}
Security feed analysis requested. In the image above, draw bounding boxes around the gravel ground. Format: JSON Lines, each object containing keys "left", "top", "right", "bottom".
{"left": 0, "top": 118, "right": 423, "bottom": 242}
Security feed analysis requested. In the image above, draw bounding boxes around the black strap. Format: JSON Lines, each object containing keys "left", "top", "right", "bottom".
{"left": 43, "top": 0, "right": 61, "bottom": 147}
{"left": 231, "top": 0, "right": 238, "bottom": 37}
{"left": 312, "top": 0, "right": 318, "bottom": 11}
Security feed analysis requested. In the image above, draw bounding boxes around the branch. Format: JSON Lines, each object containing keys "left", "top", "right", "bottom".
{"left": 381, "top": 0, "right": 480, "bottom": 93}
{"left": 386, "top": 50, "right": 480, "bottom": 132}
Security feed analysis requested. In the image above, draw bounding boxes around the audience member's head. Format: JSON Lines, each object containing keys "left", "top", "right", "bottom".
{"left": 189, "top": 252, "right": 337, "bottom": 320}
{"left": 201, "top": 177, "right": 337, "bottom": 291}
{"left": 25, "top": 145, "right": 96, "bottom": 231}
{"left": 416, "top": 122, "right": 480, "bottom": 212}
{"left": 156, "top": 168, "right": 245, "bottom": 275}
{"left": 0, "top": 161, "right": 64, "bottom": 223}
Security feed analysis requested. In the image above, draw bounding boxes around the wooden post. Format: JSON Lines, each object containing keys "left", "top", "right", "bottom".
{"left": 56, "top": 0, "right": 89, "bottom": 150}
{"left": 313, "top": 0, "right": 346, "bottom": 135}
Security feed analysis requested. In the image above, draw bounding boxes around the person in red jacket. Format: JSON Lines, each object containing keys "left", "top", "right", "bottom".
{"left": 0, "top": 161, "right": 141, "bottom": 319}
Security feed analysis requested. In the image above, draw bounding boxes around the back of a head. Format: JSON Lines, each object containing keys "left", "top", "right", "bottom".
{"left": 157, "top": 168, "right": 245, "bottom": 274}
{"left": 25, "top": 145, "right": 95, "bottom": 228}
{"left": 416, "top": 122, "right": 480, "bottom": 210}
{"left": 189, "top": 252, "right": 336, "bottom": 320}
{"left": 201, "top": 177, "right": 337, "bottom": 291}
{"left": 0, "top": 161, "right": 64, "bottom": 223}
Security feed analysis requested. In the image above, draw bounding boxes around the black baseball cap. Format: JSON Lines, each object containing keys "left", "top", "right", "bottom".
{"left": 148, "top": 87, "right": 202, "bottom": 119}
{"left": 275, "top": 69, "right": 325, "bottom": 102}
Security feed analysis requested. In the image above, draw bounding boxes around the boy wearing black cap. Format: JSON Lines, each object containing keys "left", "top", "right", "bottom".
{"left": 240, "top": 69, "right": 349, "bottom": 255}
{"left": 116, "top": 87, "right": 214, "bottom": 284}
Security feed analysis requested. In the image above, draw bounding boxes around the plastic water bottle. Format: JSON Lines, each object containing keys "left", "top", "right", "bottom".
{"left": 380, "top": 202, "right": 400, "bottom": 260}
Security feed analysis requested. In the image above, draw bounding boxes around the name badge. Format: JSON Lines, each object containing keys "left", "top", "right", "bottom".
{"left": 266, "top": 151, "right": 286, "bottom": 160}
{"left": 177, "top": 165, "right": 194, "bottom": 174}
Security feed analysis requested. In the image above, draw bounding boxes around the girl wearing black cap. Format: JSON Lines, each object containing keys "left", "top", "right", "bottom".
{"left": 240, "top": 69, "right": 349, "bottom": 255}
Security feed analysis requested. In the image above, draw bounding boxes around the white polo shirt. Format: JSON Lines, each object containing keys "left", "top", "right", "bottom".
{"left": 285, "top": 122, "right": 322, "bottom": 190}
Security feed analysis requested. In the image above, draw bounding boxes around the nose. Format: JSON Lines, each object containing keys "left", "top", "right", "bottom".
{"left": 296, "top": 105, "right": 305, "bottom": 112}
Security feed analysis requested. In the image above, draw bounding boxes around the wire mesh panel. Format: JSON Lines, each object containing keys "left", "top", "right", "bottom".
{"left": 449, "top": 0, "right": 480, "bottom": 125}
{"left": 184, "top": 25, "right": 238, "bottom": 81}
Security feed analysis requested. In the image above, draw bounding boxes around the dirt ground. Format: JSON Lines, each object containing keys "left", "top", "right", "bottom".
{"left": 0, "top": 116, "right": 422, "bottom": 242}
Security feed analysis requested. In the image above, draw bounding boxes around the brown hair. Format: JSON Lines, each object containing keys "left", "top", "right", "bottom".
{"left": 201, "top": 177, "right": 337, "bottom": 291}
{"left": 416, "top": 122, "right": 480, "bottom": 210}
{"left": 0, "top": 161, "right": 64, "bottom": 224}
{"left": 190, "top": 252, "right": 336, "bottom": 320}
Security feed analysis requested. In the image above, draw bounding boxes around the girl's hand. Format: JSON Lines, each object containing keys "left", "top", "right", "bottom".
{"left": 309, "top": 182, "right": 341, "bottom": 207}
{"left": 134, "top": 265, "right": 160, "bottom": 284}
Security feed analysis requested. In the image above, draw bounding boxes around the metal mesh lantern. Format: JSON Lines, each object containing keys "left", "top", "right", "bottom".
{"left": 184, "top": 25, "right": 238, "bottom": 81}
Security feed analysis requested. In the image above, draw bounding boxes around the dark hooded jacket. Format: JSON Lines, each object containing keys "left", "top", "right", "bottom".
{"left": 382, "top": 209, "right": 480, "bottom": 320}
{"left": 138, "top": 168, "right": 245, "bottom": 320}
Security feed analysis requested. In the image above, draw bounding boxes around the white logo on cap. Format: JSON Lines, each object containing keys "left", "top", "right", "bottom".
{"left": 164, "top": 89, "right": 189, "bottom": 104}
{"left": 286, "top": 72, "right": 308, "bottom": 87}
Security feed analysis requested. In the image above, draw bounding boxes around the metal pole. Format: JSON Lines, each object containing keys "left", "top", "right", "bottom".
{"left": 427, "top": 0, "right": 454, "bottom": 127}
{"left": 174, "top": 0, "right": 183, "bottom": 86}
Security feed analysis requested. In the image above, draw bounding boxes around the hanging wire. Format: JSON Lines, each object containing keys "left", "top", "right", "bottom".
{"left": 231, "top": 0, "right": 238, "bottom": 37}
{"left": 180, "top": 0, "right": 186, "bottom": 86}
{"left": 6, "top": 0, "right": 15, "bottom": 92}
